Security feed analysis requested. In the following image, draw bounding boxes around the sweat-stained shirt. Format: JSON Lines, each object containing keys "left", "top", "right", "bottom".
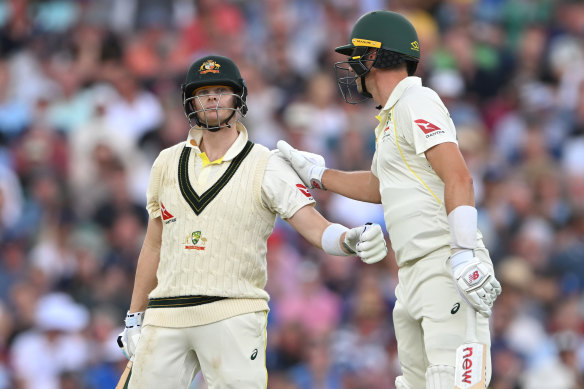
{"left": 143, "top": 122, "right": 315, "bottom": 327}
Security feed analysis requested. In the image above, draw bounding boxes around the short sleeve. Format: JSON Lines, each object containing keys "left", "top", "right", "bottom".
{"left": 261, "top": 152, "right": 316, "bottom": 219}
{"left": 145, "top": 153, "right": 164, "bottom": 219}
{"left": 371, "top": 149, "right": 379, "bottom": 178}
{"left": 399, "top": 89, "right": 458, "bottom": 155}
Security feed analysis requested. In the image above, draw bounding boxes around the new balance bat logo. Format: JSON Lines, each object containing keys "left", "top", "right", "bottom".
{"left": 455, "top": 309, "right": 486, "bottom": 388}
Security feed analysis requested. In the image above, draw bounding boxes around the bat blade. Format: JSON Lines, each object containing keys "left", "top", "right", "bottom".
{"left": 115, "top": 360, "right": 133, "bottom": 389}
{"left": 454, "top": 309, "right": 486, "bottom": 389}
{"left": 454, "top": 341, "right": 486, "bottom": 388}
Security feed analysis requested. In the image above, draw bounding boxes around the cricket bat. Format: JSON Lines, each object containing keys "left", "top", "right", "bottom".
{"left": 115, "top": 360, "right": 133, "bottom": 389}
{"left": 454, "top": 308, "right": 486, "bottom": 388}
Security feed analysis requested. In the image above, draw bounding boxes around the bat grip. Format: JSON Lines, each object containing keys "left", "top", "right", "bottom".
{"left": 361, "top": 222, "right": 373, "bottom": 236}
{"left": 466, "top": 306, "right": 478, "bottom": 342}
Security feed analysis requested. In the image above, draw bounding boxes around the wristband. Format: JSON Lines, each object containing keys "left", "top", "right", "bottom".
{"left": 321, "top": 223, "right": 350, "bottom": 256}
{"left": 448, "top": 205, "right": 478, "bottom": 249}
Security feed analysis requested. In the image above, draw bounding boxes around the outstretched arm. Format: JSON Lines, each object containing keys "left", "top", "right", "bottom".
{"left": 322, "top": 169, "right": 381, "bottom": 203}
{"left": 277, "top": 140, "right": 381, "bottom": 203}
{"left": 285, "top": 205, "right": 387, "bottom": 264}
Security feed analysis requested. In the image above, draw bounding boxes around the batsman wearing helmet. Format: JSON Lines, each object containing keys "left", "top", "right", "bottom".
{"left": 116, "top": 55, "right": 388, "bottom": 388}
{"left": 277, "top": 11, "right": 502, "bottom": 389}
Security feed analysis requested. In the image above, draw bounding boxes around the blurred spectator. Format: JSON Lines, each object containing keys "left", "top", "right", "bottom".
{"left": 521, "top": 330, "right": 583, "bottom": 389}
{"left": 275, "top": 260, "right": 342, "bottom": 336}
{"left": 9, "top": 293, "right": 90, "bottom": 389}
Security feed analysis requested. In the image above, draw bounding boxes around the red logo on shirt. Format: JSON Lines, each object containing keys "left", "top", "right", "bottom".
{"left": 160, "top": 202, "right": 176, "bottom": 223}
{"left": 414, "top": 119, "right": 441, "bottom": 134}
{"left": 296, "top": 184, "right": 312, "bottom": 198}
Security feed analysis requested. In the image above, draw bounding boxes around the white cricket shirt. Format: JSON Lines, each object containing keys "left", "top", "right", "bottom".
{"left": 371, "top": 77, "right": 483, "bottom": 266}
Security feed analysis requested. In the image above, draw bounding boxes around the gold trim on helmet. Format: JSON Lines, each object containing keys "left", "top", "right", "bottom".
{"left": 352, "top": 38, "right": 381, "bottom": 48}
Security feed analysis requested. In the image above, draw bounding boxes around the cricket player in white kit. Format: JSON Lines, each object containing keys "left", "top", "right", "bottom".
{"left": 116, "top": 55, "right": 388, "bottom": 389}
{"left": 277, "top": 11, "right": 502, "bottom": 389}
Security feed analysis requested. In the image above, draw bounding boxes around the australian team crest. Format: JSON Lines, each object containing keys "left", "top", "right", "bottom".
{"left": 199, "top": 60, "right": 221, "bottom": 74}
{"left": 185, "top": 230, "right": 207, "bottom": 250}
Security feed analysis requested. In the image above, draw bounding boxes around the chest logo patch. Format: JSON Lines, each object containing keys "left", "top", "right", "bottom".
{"left": 414, "top": 119, "right": 445, "bottom": 138}
{"left": 185, "top": 231, "right": 207, "bottom": 250}
{"left": 161, "top": 202, "right": 176, "bottom": 224}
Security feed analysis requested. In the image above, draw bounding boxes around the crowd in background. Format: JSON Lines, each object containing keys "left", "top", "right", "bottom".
{"left": 1, "top": 0, "right": 584, "bottom": 388}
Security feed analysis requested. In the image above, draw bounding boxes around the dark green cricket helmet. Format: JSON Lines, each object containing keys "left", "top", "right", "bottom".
{"left": 335, "top": 10, "right": 420, "bottom": 62}
{"left": 181, "top": 55, "right": 248, "bottom": 130}
{"left": 334, "top": 11, "right": 420, "bottom": 104}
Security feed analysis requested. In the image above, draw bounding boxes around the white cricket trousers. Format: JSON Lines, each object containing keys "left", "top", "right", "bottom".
{"left": 393, "top": 247, "right": 492, "bottom": 388}
{"left": 128, "top": 311, "right": 268, "bottom": 389}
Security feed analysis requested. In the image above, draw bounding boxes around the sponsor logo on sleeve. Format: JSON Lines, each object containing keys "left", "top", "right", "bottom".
{"left": 414, "top": 119, "right": 445, "bottom": 138}
{"left": 296, "top": 184, "right": 313, "bottom": 198}
{"left": 160, "top": 202, "right": 176, "bottom": 224}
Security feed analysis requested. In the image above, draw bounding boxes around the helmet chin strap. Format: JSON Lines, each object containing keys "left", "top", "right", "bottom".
{"left": 358, "top": 76, "right": 373, "bottom": 99}
{"left": 195, "top": 109, "right": 237, "bottom": 132}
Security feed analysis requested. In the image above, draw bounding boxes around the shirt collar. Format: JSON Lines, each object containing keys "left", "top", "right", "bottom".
{"left": 373, "top": 77, "right": 421, "bottom": 140}
{"left": 185, "top": 121, "right": 249, "bottom": 162}
{"left": 381, "top": 76, "right": 422, "bottom": 112}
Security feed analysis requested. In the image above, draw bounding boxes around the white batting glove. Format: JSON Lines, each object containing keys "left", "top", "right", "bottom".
{"left": 276, "top": 140, "right": 327, "bottom": 189}
{"left": 448, "top": 250, "right": 502, "bottom": 318}
{"left": 117, "top": 311, "right": 144, "bottom": 359}
{"left": 343, "top": 223, "right": 387, "bottom": 264}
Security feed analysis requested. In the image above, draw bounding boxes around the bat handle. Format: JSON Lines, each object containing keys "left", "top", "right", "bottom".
{"left": 361, "top": 222, "right": 373, "bottom": 234}
{"left": 466, "top": 306, "right": 478, "bottom": 342}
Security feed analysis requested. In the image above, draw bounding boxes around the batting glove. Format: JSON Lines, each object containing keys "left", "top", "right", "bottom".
{"left": 276, "top": 140, "right": 327, "bottom": 189}
{"left": 448, "top": 250, "right": 502, "bottom": 318}
{"left": 343, "top": 223, "right": 387, "bottom": 264}
{"left": 117, "top": 311, "right": 144, "bottom": 359}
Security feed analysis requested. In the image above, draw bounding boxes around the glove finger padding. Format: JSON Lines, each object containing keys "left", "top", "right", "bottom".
{"left": 126, "top": 327, "right": 142, "bottom": 357}
{"left": 466, "top": 290, "right": 492, "bottom": 317}
{"left": 359, "top": 223, "right": 383, "bottom": 242}
{"left": 276, "top": 140, "right": 326, "bottom": 189}
{"left": 492, "top": 277, "right": 502, "bottom": 296}
{"left": 118, "top": 327, "right": 142, "bottom": 359}
{"left": 276, "top": 140, "right": 294, "bottom": 159}
{"left": 358, "top": 245, "right": 387, "bottom": 264}
{"left": 117, "top": 331, "right": 130, "bottom": 360}
{"left": 356, "top": 239, "right": 387, "bottom": 264}
{"left": 354, "top": 224, "right": 387, "bottom": 264}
